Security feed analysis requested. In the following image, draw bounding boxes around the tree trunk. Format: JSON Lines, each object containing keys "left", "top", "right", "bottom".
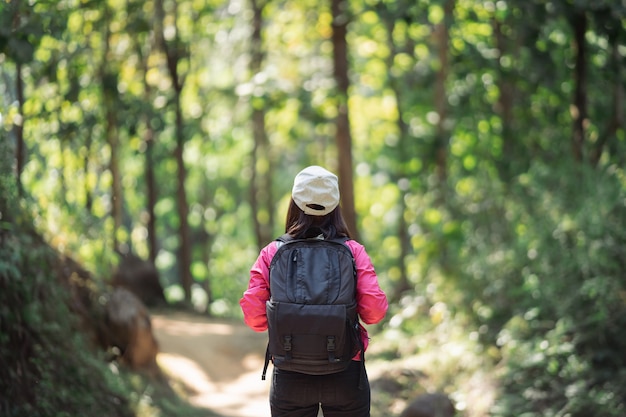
{"left": 106, "top": 104, "right": 123, "bottom": 253}
{"left": 331, "top": 0, "right": 359, "bottom": 240}
{"left": 14, "top": 61, "right": 25, "bottom": 198}
{"left": 249, "top": 0, "right": 274, "bottom": 250}
{"left": 101, "top": 6, "right": 123, "bottom": 254}
{"left": 137, "top": 23, "right": 159, "bottom": 266}
{"left": 8, "top": 3, "right": 26, "bottom": 199}
{"left": 174, "top": 94, "right": 192, "bottom": 304}
{"left": 83, "top": 134, "right": 93, "bottom": 212}
{"left": 433, "top": 0, "right": 454, "bottom": 191}
{"left": 381, "top": 10, "right": 411, "bottom": 301}
{"left": 144, "top": 116, "right": 158, "bottom": 265}
{"left": 571, "top": 11, "right": 587, "bottom": 163}
{"left": 432, "top": 0, "right": 454, "bottom": 270}
{"left": 493, "top": 18, "right": 516, "bottom": 181}
{"left": 155, "top": 0, "right": 192, "bottom": 303}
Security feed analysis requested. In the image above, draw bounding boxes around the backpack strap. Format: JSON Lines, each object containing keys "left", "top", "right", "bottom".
{"left": 275, "top": 233, "right": 356, "bottom": 284}
{"left": 357, "top": 334, "right": 367, "bottom": 390}
{"left": 261, "top": 331, "right": 295, "bottom": 380}
{"left": 276, "top": 233, "right": 292, "bottom": 243}
{"left": 277, "top": 233, "right": 350, "bottom": 246}
{"left": 262, "top": 344, "right": 271, "bottom": 380}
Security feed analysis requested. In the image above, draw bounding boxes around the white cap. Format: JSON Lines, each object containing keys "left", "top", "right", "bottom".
{"left": 291, "top": 166, "right": 340, "bottom": 216}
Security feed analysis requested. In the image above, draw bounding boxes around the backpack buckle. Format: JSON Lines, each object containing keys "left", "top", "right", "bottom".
{"left": 284, "top": 335, "right": 293, "bottom": 360}
{"left": 327, "top": 336, "right": 337, "bottom": 362}
{"left": 327, "top": 336, "right": 336, "bottom": 351}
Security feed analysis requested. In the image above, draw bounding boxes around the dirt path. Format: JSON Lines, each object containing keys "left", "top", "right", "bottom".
{"left": 152, "top": 312, "right": 271, "bottom": 417}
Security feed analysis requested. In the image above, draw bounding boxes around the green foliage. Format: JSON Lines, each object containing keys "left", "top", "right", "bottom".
{"left": 0, "top": 218, "right": 215, "bottom": 417}
{"left": 0, "top": 0, "right": 66, "bottom": 64}
{"left": 0, "top": 226, "right": 133, "bottom": 417}
{"left": 0, "top": 133, "right": 17, "bottom": 225}
{"left": 487, "top": 164, "right": 626, "bottom": 417}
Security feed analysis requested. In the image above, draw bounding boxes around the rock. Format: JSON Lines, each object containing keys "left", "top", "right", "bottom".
{"left": 112, "top": 253, "right": 166, "bottom": 307}
{"left": 104, "top": 287, "right": 159, "bottom": 373}
{"left": 400, "top": 393, "right": 455, "bottom": 417}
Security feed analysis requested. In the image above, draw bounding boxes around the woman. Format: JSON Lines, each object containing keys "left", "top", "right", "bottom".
{"left": 240, "top": 165, "right": 388, "bottom": 417}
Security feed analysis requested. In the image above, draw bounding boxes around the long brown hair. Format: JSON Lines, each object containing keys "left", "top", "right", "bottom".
{"left": 285, "top": 199, "right": 351, "bottom": 239}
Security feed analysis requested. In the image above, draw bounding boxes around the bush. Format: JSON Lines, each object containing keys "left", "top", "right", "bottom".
{"left": 486, "top": 163, "right": 626, "bottom": 417}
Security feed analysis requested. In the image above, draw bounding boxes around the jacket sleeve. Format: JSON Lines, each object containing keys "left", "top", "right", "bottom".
{"left": 239, "top": 243, "right": 275, "bottom": 332}
{"left": 348, "top": 240, "right": 388, "bottom": 325}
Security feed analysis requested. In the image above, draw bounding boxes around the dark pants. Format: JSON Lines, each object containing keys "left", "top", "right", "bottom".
{"left": 269, "top": 360, "right": 370, "bottom": 417}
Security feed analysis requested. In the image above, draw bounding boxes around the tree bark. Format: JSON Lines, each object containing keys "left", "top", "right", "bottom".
{"left": 331, "top": 0, "right": 359, "bottom": 240}
{"left": 493, "top": 18, "right": 516, "bottom": 181}
{"left": 137, "top": 20, "right": 159, "bottom": 266}
{"left": 83, "top": 134, "right": 93, "bottom": 212}
{"left": 144, "top": 111, "right": 158, "bottom": 265}
{"left": 571, "top": 11, "right": 587, "bottom": 163}
{"left": 106, "top": 105, "right": 123, "bottom": 254}
{"left": 155, "top": 0, "right": 192, "bottom": 303}
{"left": 101, "top": 6, "right": 123, "bottom": 254}
{"left": 174, "top": 92, "right": 192, "bottom": 304}
{"left": 14, "top": 61, "right": 25, "bottom": 198}
{"left": 433, "top": 0, "right": 454, "bottom": 191}
{"left": 8, "top": 3, "right": 26, "bottom": 198}
{"left": 249, "top": 0, "right": 274, "bottom": 250}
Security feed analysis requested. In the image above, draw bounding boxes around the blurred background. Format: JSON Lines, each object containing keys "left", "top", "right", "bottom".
{"left": 1, "top": 0, "right": 625, "bottom": 416}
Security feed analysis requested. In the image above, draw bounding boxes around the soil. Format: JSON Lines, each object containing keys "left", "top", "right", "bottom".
{"left": 152, "top": 312, "right": 271, "bottom": 417}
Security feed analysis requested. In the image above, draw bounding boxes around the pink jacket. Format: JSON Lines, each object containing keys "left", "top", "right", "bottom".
{"left": 240, "top": 239, "right": 388, "bottom": 358}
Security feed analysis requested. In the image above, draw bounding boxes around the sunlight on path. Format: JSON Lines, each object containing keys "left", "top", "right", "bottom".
{"left": 152, "top": 313, "right": 271, "bottom": 417}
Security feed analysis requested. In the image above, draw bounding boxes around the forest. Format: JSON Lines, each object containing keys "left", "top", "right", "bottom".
{"left": 1, "top": 0, "right": 625, "bottom": 416}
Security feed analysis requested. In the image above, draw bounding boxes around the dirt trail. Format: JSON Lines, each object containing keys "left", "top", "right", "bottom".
{"left": 151, "top": 312, "right": 271, "bottom": 417}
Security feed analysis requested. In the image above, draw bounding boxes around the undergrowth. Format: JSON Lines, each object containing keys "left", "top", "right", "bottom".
{"left": 0, "top": 226, "right": 133, "bottom": 417}
{"left": 0, "top": 220, "right": 218, "bottom": 417}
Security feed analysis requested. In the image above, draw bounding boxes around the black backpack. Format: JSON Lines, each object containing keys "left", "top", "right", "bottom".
{"left": 262, "top": 234, "right": 362, "bottom": 380}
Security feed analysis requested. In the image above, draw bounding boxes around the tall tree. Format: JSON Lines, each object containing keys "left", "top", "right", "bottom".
{"left": 1, "top": 1, "right": 49, "bottom": 197}
{"left": 13, "top": 61, "right": 25, "bottom": 198}
{"left": 570, "top": 10, "right": 587, "bottom": 163}
{"left": 133, "top": 6, "right": 159, "bottom": 266}
{"left": 155, "top": 0, "right": 193, "bottom": 303}
{"left": 100, "top": 4, "right": 124, "bottom": 254}
{"left": 433, "top": 0, "right": 454, "bottom": 191}
{"left": 331, "top": 0, "right": 359, "bottom": 239}
{"left": 493, "top": 15, "right": 520, "bottom": 181}
{"left": 249, "top": 0, "right": 274, "bottom": 250}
